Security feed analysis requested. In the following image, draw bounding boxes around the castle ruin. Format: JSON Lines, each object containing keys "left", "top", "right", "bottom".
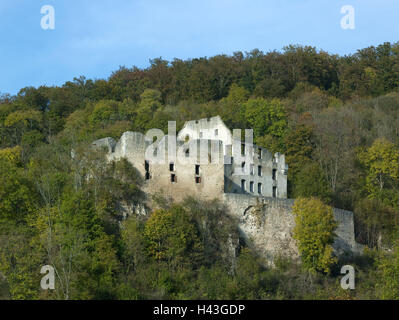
{"left": 93, "top": 115, "right": 363, "bottom": 264}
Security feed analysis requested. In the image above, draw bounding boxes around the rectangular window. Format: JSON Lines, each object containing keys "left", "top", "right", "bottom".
{"left": 258, "top": 148, "right": 262, "bottom": 159}
{"left": 195, "top": 177, "right": 201, "bottom": 184}
{"left": 258, "top": 183, "right": 262, "bottom": 194}
{"left": 199, "top": 132, "right": 203, "bottom": 138}
{"left": 273, "top": 186, "right": 277, "bottom": 198}
{"left": 250, "top": 164, "right": 254, "bottom": 175}
{"left": 171, "top": 174, "right": 176, "bottom": 183}
{"left": 215, "top": 129, "right": 218, "bottom": 136}
{"left": 272, "top": 169, "right": 277, "bottom": 181}
{"left": 258, "top": 166, "right": 262, "bottom": 177}
{"left": 241, "top": 143, "right": 245, "bottom": 155}
{"left": 145, "top": 161, "right": 150, "bottom": 180}
{"left": 170, "top": 162, "right": 175, "bottom": 172}
{"left": 241, "top": 179, "right": 246, "bottom": 191}
{"left": 195, "top": 165, "right": 200, "bottom": 175}
{"left": 250, "top": 181, "right": 254, "bottom": 193}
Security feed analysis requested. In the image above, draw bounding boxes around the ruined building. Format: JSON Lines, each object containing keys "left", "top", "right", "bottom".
{"left": 93, "top": 116, "right": 288, "bottom": 202}
{"left": 93, "top": 116, "right": 363, "bottom": 265}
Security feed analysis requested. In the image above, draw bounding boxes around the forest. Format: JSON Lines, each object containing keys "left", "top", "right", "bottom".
{"left": 0, "top": 42, "right": 399, "bottom": 300}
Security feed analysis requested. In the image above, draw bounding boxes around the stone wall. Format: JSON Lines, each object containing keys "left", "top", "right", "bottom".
{"left": 225, "top": 148, "right": 288, "bottom": 198}
{"left": 223, "top": 193, "right": 362, "bottom": 265}
{"left": 177, "top": 116, "right": 288, "bottom": 199}
{"left": 98, "top": 132, "right": 227, "bottom": 203}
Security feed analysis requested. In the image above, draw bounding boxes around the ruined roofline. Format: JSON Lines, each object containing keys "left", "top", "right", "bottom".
{"left": 92, "top": 131, "right": 284, "bottom": 164}
{"left": 179, "top": 115, "right": 224, "bottom": 133}
{"left": 92, "top": 132, "right": 225, "bottom": 151}
{"left": 91, "top": 115, "right": 288, "bottom": 166}
{"left": 92, "top": 132, "right": 226, "bottom": 164}
{"left": 178, "top": 115, "right": 286, "bottom": 160}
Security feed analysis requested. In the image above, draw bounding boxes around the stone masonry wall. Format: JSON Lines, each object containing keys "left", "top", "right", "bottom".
{"left": 96, "top": 132, "right": 226, "bottom": 203}
{"left": 223, "top": 193, "right": 362, "bottom": 265}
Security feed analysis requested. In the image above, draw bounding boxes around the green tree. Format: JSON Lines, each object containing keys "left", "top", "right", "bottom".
{"left": 88, "top": 100, "right": 121, "bottom": 129}
{"left": 354, "top": 198, "right": 399, "bottom": 248}
{"left": 376, "top": 238, "right": 399, "bottom": 299}
{"left": 143, "top": 206, "right": 203, "bottom": 269}
{"left": 284, "top": 124, "right": 315, "bottom": 197}
{"left": 0, "top": 153, "right": 38, "bottom": 224}
{"left": 242, "top": 98, "right": 287, "bottom": 151}
{"left": 292, "top": 197, "right": 338, "bottom": 274}
{"left": 134, "top": 89, "right": 163, "bottom": 132}
{"left": 293, "top": 163, "right": 332, "bottom": 204}
{"left": 182, "top": 197, "right": 239, "bottom": 267}
{"left": 4, "top": 109, "right": 42, "bottom": 145}
{"left": 0, "top": 146, "right": 23, "bottom": 164}
{"left": 0, "top": 224, "right": 42, "bottom": 300}
{"left": 358, "top": 138, "right": 399, "bottom": 207}
{"left": 219, "top": 84, "right": 249, "bottom": 129}
{"left": 120, "top": 216, "right": 146, "bottom": 277}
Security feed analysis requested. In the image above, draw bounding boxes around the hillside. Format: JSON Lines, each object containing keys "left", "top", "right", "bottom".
{"left": 0, "top": 42, "right": 399, "bottom": 300}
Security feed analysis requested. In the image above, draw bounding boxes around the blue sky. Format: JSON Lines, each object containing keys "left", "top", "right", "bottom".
{"left": 1, "top": 0, "right": 399, "bottom": 95}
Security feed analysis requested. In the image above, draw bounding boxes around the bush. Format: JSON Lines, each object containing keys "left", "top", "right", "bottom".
{"left": 292, "top": 197, "right": 338, "bottom": 274}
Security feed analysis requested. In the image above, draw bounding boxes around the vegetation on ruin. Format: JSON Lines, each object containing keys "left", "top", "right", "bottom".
{"left": 292, "top": 198, "right": 337, "bottom": 274}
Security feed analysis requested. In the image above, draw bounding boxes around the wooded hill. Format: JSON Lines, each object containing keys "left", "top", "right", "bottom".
{"left": 0, "top": 42, "right": 398, "bottom": 299}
